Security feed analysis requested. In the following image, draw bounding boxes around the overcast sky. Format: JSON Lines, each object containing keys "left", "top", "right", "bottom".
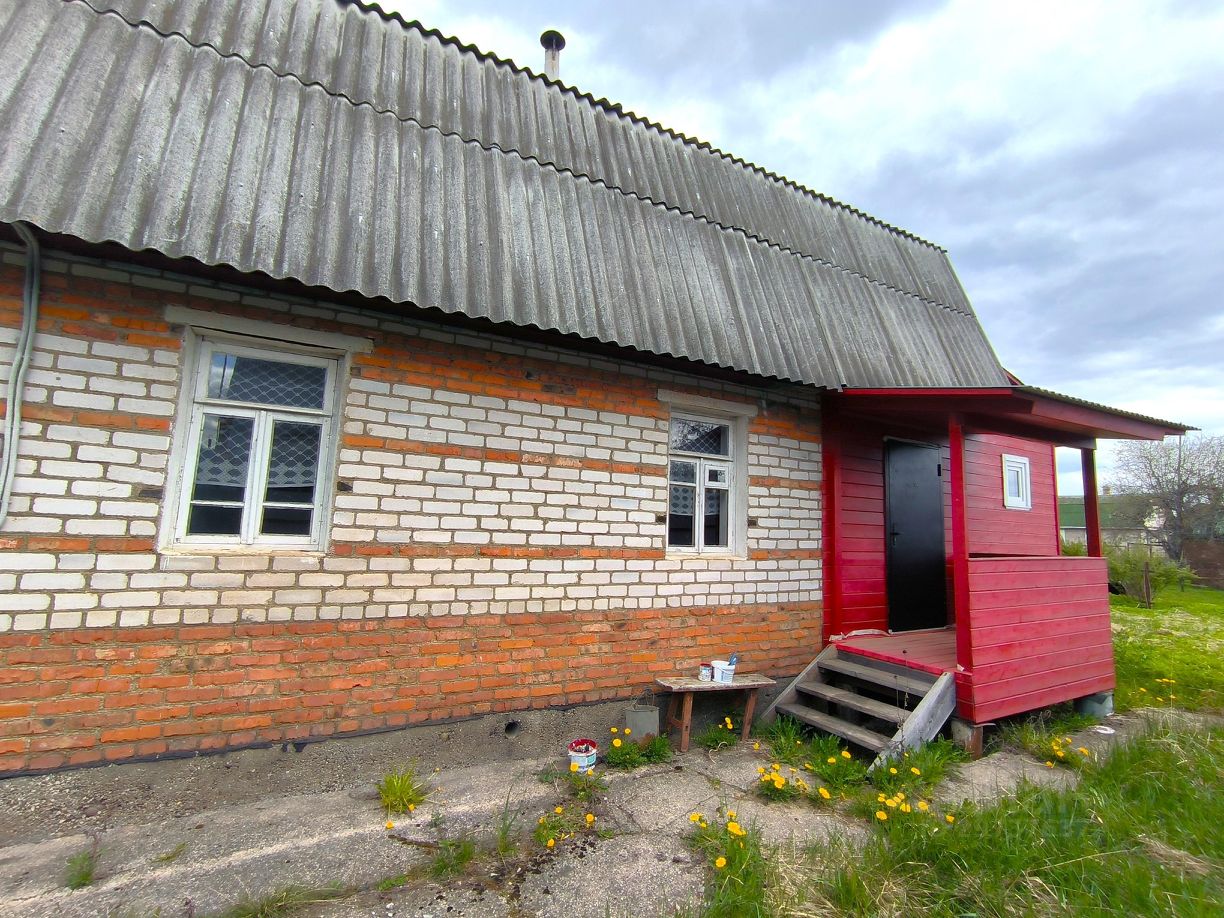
{"left": 376, "top": 0, "right": 1224, "bottom": 491}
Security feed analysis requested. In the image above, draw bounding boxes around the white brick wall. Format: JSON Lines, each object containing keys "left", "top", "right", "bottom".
{"left": 0, "top": 245, "right": 823, "bottom": 631}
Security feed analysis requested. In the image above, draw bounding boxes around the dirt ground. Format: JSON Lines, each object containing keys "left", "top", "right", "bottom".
{"left": 0, "top": 714, "right": 1150, "bottom": 918}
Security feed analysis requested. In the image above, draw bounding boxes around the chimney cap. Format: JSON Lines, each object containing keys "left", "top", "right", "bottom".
{"left": 540, "top": 30, "right": 566, "bottom": 52}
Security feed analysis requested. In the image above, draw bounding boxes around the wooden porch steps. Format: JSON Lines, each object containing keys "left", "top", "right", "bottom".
{"left": 761, "top": 645, "right": 957, "bottom": 767}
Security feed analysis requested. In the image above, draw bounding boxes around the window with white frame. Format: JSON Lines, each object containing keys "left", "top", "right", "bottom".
{"left": 667, "top": 416, "right": 735, "bottom": 551}
{"left": 173, "top": 338, "right": 340, "bottom": 548}
{"left": 1002, "top": 454, "right": 1032, "bottom": 510}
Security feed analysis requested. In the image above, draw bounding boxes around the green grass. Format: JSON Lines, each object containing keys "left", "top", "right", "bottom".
{"left": 152, "top": 841, "right": 187, "bottom": 864}
{"left": 689, "top": 810, "right": 769, "bottom": 918}
{"left": 1112, "top": 585, "right": 1224, "bottom": 712}
{"left": 64, "top": 845, "right": 98, "bottom": 889}
{"left": 429, "top": 836, "right": 476, "bottom": 878}
{"left": 996, "top": 705, "right": 1102, "bottom": 767}
{"left": 212, "top": 884, "right": 349, "bottom": 918}
{"left": 376, "top": 765, "right": 430, "bottom": 815}
{"left": 773, "top": 725, "right": 1224, "bottom": 917}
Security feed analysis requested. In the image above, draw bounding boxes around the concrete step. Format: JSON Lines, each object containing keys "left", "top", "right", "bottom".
{"left": 776, "top": 703, "right": 891, "bottom": 753}
{"left": 796, "top": 682, "right": 910, "bottom": 725}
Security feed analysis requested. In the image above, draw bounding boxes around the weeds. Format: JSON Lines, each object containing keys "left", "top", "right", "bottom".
{"left": 430, "top": 836, "right": 476, "bottom": 878}
{"left": 534, "top": 804, "right": 598, "bottom": 849}
{"left": 687, "top": 806, "right": 768, "bottom": 918}
{"left": 997, "top": 705, "right": 1101, "bottom": 766}
{"left": 64, "top": 839, "right": 99, "bottom": 889}
{"left": 694, "top": 716, "right": 739, "bottom": 751}
{"left": 753, "top": 762, "right": 808, "bottom": 802}
{"left": 376, "top": 765, "right": 430, "bottom": 815}
{"left": 495, "top": 789, "right": 521, "bottom": 858}
{"left": 760, "top": 715, "right": 808, "bottom": 765}
{"left": 603, "top": 727, "right": 673, "bottom": 768}
{"left": 152, "top": 841, "right": 187, "bottom": 865}
{"left": 216, "top": 883, "right": 349, "bottom": 918}
{"left": 792, "top": 725, "right": 1223, "bottom": 917}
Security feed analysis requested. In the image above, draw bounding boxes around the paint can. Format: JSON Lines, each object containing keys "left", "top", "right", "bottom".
{"left": 698, "top": 663, "right": 713, "bottom": 682}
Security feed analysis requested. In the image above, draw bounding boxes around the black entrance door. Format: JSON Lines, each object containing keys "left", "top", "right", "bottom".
{"left": 884, "top": 440, "right": 947, "bottom": 632}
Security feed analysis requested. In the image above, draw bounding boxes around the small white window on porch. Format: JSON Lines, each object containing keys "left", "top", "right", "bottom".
{"left": 1001, "top": 454, "right": 1032, "bottom": 510}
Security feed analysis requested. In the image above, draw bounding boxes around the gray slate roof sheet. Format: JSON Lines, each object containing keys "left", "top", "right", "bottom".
{"left": 0, "top": 0, "right": 1009, "bottom": 389}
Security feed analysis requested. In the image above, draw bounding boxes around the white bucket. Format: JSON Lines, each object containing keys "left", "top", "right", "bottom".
{"left": 711, "top": 660, "right": 736, "bottom": 684}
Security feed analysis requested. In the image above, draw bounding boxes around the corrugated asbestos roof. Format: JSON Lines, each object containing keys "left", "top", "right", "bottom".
{"left": 0, "top": 0, "right": 1010, "bottom": 389}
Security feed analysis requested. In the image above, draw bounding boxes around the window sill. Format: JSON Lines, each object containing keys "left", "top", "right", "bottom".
{"left": 664, "top": 551, "right": 747, "bottom": 562}
{"left": 159, "top": 545, "right": 327, "bottom": 557}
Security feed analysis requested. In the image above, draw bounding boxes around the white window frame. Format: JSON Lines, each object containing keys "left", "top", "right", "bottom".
{"left": 1002, "top": 454, "right": 1032, "bottom": 510}
{"left": 165, "top": 331, "right": 344, "bottom": 551}
{"left": 659, "top": 392, "right": 755, "bottom": 558}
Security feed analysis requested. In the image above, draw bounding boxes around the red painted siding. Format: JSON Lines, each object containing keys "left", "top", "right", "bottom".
{"left": 835, "top": 426, "right": 889, "bottom": 633}
{"left": 964, "top": 434, "right": 1058, "bottom": 556}
{"left": 958, "top": 556, "right": 1113, "bottom": 722}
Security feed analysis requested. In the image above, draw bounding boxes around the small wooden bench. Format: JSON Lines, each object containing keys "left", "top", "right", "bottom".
{"left": 655, "top": 673, "right": 777, "bottom": 753}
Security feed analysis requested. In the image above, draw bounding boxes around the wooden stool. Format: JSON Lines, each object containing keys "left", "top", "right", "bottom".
{"left": 655, "top": 673, "right": 777, "bottom": 753}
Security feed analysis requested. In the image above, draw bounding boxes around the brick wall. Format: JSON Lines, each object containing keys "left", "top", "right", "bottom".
{"left": 0, "top": 243, "right": 823, "bottom": 773}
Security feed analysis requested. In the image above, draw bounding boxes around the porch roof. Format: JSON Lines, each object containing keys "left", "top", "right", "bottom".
{"left": 834, "top": 385, "right": 1191, "bottom": 444}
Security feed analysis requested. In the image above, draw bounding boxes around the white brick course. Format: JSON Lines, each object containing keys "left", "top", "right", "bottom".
{"left": 1, "top": 246, "right": 823, "bottom": 629}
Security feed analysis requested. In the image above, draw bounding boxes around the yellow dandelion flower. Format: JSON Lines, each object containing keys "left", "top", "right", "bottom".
{"left": 757, "top": 766, "right": 766, "bottom": 775}
{"left": 889, "top": 767, "right": 898, "bottom": 775}
{"left": 700, "top": 820, "right": 708, "bottom": 828}
{"left": 726, "top": 810, "right": 736, "bottom": 819}
{"left": 1139, "top": 687, "right": 1147, "bottom": 693}
{"left": 803, "top": 763, "right": 813, "bottom": 770}
{"left": 689, "top": 812, "right": 702, "bottom": 823}
{"left": 772, "top": 762, "right": 781, "bottom": 770}
{"left": 897, "top": 792, "right": 905, "bottom": 800}
{"left": 877, "top": 793, "right": 886, "bottom": 802}
{"left": 917, "top": 801, "right": 929, "bottom": 812}
{"left": 753, "top": 741, "right": 761, "bottom": 750}
{"left": 1078, "top": 747, "right": 1090, "bottom": 756}
{"left": 945, "top": 814, "right": 955, "bottom": 824}
{"left": 1056, "top": 750, "right": 1065, "bottom": 758}
{"left": 610, "top": 727, "right": 618, "bottom": 733}
{"left": 586, "top": 768, "right": 594, "bottom": 776}
{"left": 901, "top": 803, "right": 912, "bottom": 813}
{"left": 612, "top": 738, "right": 622, "bottom": 748}
{"left": 828, "top": 757, "right": 837, "bottom": 764}
{"left": 570, "top": 762, "right": 579, "bottom": 773}
{"left": 876, "top": 810, "right": 888, "bottom": 821}
{"left": 841, "top": 750, "right": 852, "bottom": 759}
{"left": 385, "top": 820, "right": 394, "bottom": 830}
{"left": 586, "top": 813, "right": 596, "bottom": 825}
{"left": 547, "top": 837, "right": 555, "bottom": 848}
{"left": 624, "top": 728, "right": 631, "bottom": 735}
{"left": 727, "top": 821, "right": 746, "bottom": 837}
{"left": 715, "top": 856, "right": 727, "bottom": 869}
{"left": 555, "top": 806, "right": 564, "bottom": 814}
{"left": 885, "top": 798, "right": 898, "bottom": 808}
{"left": 1045, "top": 761, "right": 1055, "bottom": 768}
{"left": 408, "top": 803, "right": 416, "bottom": 813}
{"left": 818, "top": 787, "right": 831, "bottom": 800}
{"left": 910, "top": 767, "right": 921, "bottom": 775}
{"left": 539, "top": 816, "right": 546, "bottom": 825}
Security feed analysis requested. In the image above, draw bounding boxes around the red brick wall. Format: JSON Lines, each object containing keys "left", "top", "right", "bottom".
{"left": 0, "top": 602, "right": 820, "bottom": 773}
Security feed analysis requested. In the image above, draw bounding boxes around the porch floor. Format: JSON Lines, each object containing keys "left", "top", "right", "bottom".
{"left": 833, "top": 628, "right": 957, "bottom": 676}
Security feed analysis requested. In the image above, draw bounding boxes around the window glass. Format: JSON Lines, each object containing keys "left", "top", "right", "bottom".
{"left": 669, "top": 418, "right": 729, "bottom": 456}
{"left": 187, "top": 414, "right": 253, "bottom": 534}
{"left": 703, "top": 488, "right": 729, "bottom": 548}
{"left": 207, "top": 352, "right": 327, "bottom": 409}
{"left": 668, "top": 484, "right": 696, "bottom": 547}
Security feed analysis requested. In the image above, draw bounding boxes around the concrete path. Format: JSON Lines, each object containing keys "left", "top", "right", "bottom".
{"left": 0, "top": 713, "right": 1156, "bottom": 918}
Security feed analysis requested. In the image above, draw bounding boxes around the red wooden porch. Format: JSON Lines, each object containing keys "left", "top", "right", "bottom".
{"left": 822, "top": 386, "right": 1185, "bottom": 726}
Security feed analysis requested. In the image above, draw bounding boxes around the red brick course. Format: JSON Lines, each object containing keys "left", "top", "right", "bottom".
{"left": 0, "top": 602, "right": 820, "bottom": 773}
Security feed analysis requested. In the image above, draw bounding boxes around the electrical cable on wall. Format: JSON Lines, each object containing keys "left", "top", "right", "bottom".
{"left": 0, "top": 222, "right": 40, "bottom": 528}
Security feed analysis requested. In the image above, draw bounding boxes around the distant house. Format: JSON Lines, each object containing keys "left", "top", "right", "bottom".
{"left": 1058, "top": 492, "right": 1165, "bottom": 554}
{"left": 0, "top": 0, "right": 1188, "bottom": 774}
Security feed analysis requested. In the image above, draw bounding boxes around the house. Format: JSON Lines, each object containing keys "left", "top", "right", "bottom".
{"left": 0, "top": 0, "right": 1187, "bottom": 774}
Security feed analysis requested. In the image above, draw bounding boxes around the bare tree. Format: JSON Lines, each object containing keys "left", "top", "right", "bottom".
{"left": 1110, "top": 435, "right": 1224, "bottom": 561}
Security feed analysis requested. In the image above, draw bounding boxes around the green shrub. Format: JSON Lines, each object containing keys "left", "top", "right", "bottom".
{"left": 1105, "top": 544, "right": 1193, "bottom": 603}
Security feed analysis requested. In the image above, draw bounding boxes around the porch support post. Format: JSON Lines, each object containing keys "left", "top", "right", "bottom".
{"left": 1081, "top": 447, "right": 1102, "bottom": 557}
{"left": 949, "top": 416, "right": 973, "bottom": 673}
{"left": 820, "top": 394, "right": 842, "bottom": 646}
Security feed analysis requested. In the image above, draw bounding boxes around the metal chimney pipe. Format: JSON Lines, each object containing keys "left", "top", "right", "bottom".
{"left": 540, "top": 30, "right": 565, "bottom": 80}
